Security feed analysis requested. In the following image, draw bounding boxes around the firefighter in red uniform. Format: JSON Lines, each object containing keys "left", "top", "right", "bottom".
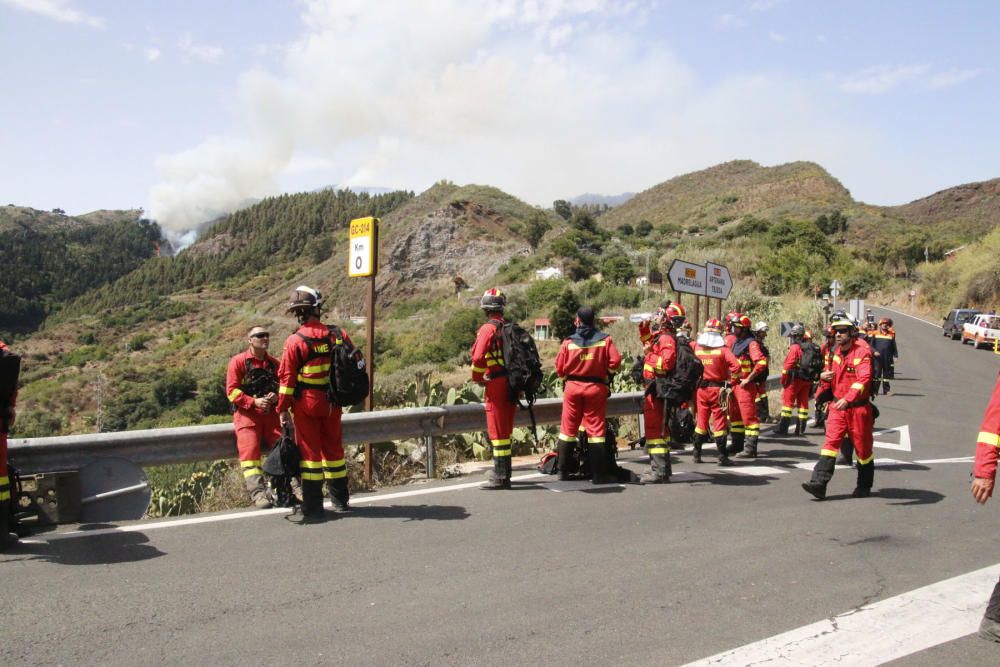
{"left": 693, "top": 319, "right": 741, "bottom": 466}
{"left": 556, "top": 307, "right": 622, "bottom": 484}
{"left": 775, "top": 324, "right": 813, "bottom": 436}
{"left": 870, "top": 318, "right": 899, "bottom": 396}
{"left": 729, "top": 315, "right": 769, "bottom": 458}
{"left": 971, "top": 370, "right": 1000, "bottom": 641}
{"left": 1, "top": 338, "right": 19, "bottom": 549}
{"left": 470, "top": 288, "right": 516, "bottom": 490}
{"left": 226, "top": 326, "right": 282, "bottom": 508}
{"left": 802, "top": 314, "right": 875, "bottom": 500}
{"left": 636, "top": 304, "right": 681, "bottom": 482}
{"left": 277, "top": 286, "right": 353, "bottom": 523}
{"left": 752, "top": 322, "right": 772, "bottom": 424}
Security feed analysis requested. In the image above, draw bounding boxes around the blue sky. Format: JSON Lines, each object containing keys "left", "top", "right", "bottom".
{"left": 1, "top": 0, "right": 996, "bottom": 235}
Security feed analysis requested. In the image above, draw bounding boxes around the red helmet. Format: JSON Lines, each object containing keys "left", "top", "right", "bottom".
{"left": 734, "top": 315, "right": 752, "bottom": 330}
{"left": 666, "top": 303, "right": 686, "bottom": 319}
{"left": 704, "top": 318, "right": 723, "bottom": 333}
{"left": 724, "top": 311, "right": 739, "bottom": 324}
{"left": 480, "top": 287, "right": 506, "bottom": 312}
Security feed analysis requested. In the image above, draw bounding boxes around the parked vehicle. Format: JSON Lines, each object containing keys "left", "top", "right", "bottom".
{"left": 961, "top": 313, "right": 1000, "bottom": 349}
{"left": 943, "top": 308, "right": 981, "bottom": 340}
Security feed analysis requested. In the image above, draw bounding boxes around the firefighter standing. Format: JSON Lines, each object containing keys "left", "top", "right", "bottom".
{"left": 636, "top": 305, "right": 681, "bottom": 483}
{"left": 693, "top": 319, "right": 741, "bottom": 466}
{"left": 471, "top": 288, "right": 516, "bottom": 490}
{"left": 226, "top": 326, "right": 282, "bottom": 508}
{"left": 1, "top": 338, "right": 19, "bottom": 549}
{"left": 277, "top": 286, "right": 353, "bottom": 523}
{"left": 775, "top": 324, "right": 813, "bottom": 436}
{"left": 556, "top": 307, "right": 622, "bottom": 484}
{"left": 729, "top": 315, "right": 769, "bottom": 458}
{"left": 802, "top": 314, "right": 875, "bottom": 500}
{"left": 752, "top": 322, "right": 771, "bottom": 424}
{"left": 870, "top": 318, "right": 899, "bottom": 396}
{"left": 970, "top": 370, "right": 1000, "bottom": 641}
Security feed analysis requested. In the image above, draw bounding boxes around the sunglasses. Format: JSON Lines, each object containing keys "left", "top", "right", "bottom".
{"left": 250, "top": 333, "right": 270, "bottom": 339}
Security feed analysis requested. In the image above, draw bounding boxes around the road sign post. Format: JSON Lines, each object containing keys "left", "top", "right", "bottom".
{"left": 830, "top": 279, "right": 842, "bottom": 312}
{"left": 349, "top": 216, "right": 379, "bottom": 486}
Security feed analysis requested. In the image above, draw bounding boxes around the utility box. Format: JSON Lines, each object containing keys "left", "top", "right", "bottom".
{"left": 17, "top": 471, "right": 81, "bottom": 526}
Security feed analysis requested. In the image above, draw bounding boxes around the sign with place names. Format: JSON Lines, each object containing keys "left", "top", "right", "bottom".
{"left": 667, "top": 259, "right": 707, "bottom": 296}
{"left": 348, "top": 216, "right": 378, "bottom": 278}
{"left": 706, "top": 262, "right": 733, "bottom": 299}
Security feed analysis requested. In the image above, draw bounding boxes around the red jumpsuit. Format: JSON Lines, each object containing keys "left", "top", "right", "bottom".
{"left": 638, "top": 326, "right": 676, "bottom": 456}
{"left": 819, "top": 338, "right": 874, "bottom": 464}
{"left": 555, "top": 331, "right": 622, "bottom": 444}
{"left": 471, "top": 314, "right": 514, "bottom": 461}
{"left": 694, "top": 343, "right": 741, "bottom": 438}
{"left": 973, "top": 370, "right": 1000, "bottom": 482}
{"left": 226, "top": 348, "right": 282, "bottom": 486}
{"left": 731, "top": 336, "right": 767, "bottom": 441}
{"left": 276, "top": 321, "right": 354, "bottom": 486}
{"left": 781, "top": 343, "right": 812, "bottom": 424}
{"left": 0, "top": 340, "right": 15, "bottom": 508}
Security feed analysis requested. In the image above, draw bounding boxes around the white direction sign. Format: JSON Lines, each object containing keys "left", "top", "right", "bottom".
{"left": 348, "top": 216, "right": 378, "bottom": 278}
{"left": 667, "top": 259, "right": 707, "bottom": 296}
{"left": 706, "top": 262, "right": 733, "bottom": 299}
{"left": 830, "top": 279, "right": 842, "bottom": 298}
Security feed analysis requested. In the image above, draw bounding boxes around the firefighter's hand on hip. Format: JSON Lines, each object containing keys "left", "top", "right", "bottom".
{"left": 832, "top": 398, "right": 848, "bottom": 411}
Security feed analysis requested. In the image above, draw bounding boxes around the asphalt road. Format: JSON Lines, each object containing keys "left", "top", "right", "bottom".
{"left": 5, "top": 307, "right": 1000, "bottom": 666}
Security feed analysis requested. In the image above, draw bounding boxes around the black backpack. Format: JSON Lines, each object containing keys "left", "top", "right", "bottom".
{"left": 647, "top": 339, "right": 704, "bottom": 409}
{"left": 796, "top": 341, "right": 824, "bottom": 382}
{"left": 489, "top": 320, "right": 543, "bottom": 406}
{"left": 262, "top": 426, "right": 301, "bottom": 508}
{"left": 295, "top": 325, "right": 370, "bottom": 407}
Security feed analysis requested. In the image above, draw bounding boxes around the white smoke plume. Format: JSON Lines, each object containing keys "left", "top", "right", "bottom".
{"left": 148, "top": 0, "right": 871, "bottom": 234}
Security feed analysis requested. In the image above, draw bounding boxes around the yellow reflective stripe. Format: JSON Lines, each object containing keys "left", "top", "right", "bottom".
{"left": 757, "top": 360, "right": 768, "bottom": 366}
{"left": 712, "top": 429, "right": 727, "bottom": 437}
{"left": 781, "top": 369, "right": 789, "bottom": 375}
{"left": 302, "top": 362, "right": 331, "bottom": 374}
{"left": 300, "top": 460, "right": 323, "bottom": 469}
{"left": 228, "top": 388, "right": 244, "bottom": 402}
{"left": 643, "top": 363, "right": 655, "bottom": 373}
{"left": 853, "top": 358, "right": 862, "bottom": 365}
{"left": 978, "top": 431, "right": 1000, "bottom": 447}
{"left": 857, "top": 454, "right": 874, "bottom": 465}
{"left": 471, "top": 365, "right": 487, "bottom": 373}
{"left": 820, "top": 449, "right": 839, "bottom": 457}
{"left": 242, "top": 466, "right": 263, "bottom": 478}
{"left": 485, "top": 359, "right": 501, "bottom": 367}
{"left": 589, "top": 436, "right": 605, "bottom": 443}
{"left": 240, "top": 460, "right": 262, "bottom": 468}
{"left": 0, "top": 475, "right": 8, "bottom": 485}
{"left": 850, "top": 383, "right": 865, "bottom": 391}
{"left": 567, "top": 340, "right": 608, "bottom": 350}
{"left": 323, "top": 469, "right": 347, "bottom": 479}
{"left": 558, "top": 433, "right": 577, "bottom": 443}
{"left": 780, "top": 407, "right": 792, "bottom": 416}
{"left": 694, "top": 427, "right": 708, "bottom": 435}
{"left": 322, "top": 458, "right": 346, "bottom": 468}
{"left": 0, "top": 490, "right": 9, "bottom": 501}
{"left": 491, "top": 439, "right": 511, "bottom": 446}
{"left": 279, "top": 385, "right": 295, "bottom": 395}
{"left": 696, "top": 349, "right": 722, "bottom": 357}
{"left": 833, "top": 354, "right": 842, "bottom": 364}
{"left": 301, "top": 471, "right": 325, "bottom": 481}
{"left": 297, "top": 376, "right": 327, "bottom": 385}
{"left": 646, "top": 438, "right": 668, "bottom": 445}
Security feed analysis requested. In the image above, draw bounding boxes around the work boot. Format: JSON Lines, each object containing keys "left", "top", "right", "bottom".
{"left": 557, "top": 440, "right": 575, "bottom": 481}
{"left": 882, "top": 381, "right": 891, "bottom": 395}
{"left": 639, "top": 443, "right": 669, "bottom": 484}
{"left": 246, "top": 473, "right": 270, "bottom": 507}
{"left": 0, "top": 500, "right": 19, "bottom": 551}
{"left": 591, "top": 442, "right": 618, "bottom": 484}
{"left": 691, "top": 432, "right": 707, "bottom": 464}
{"left": 852, "top": 461, "right": 874, "bottom": 498}
{"left": 794, "top": 417, "right": 806, "bottom": 436}
{"left": 813, "top": 410, "right": 826, "bottom": 432}
{"left": 289, "top": 479, "right": 325, "bottom": 524}
{"left": 726, "top": 432, "right": 745, "bottom": 456}
{"left": 251, "top": 487, "right": 273, "bottom": 509}
{"left": 772, "top": 416, "right": 791, "bottom": 436}
{"left": 802, "top": 456, "right": 836, "bottom": 500}
{"left": 736, "top": 435, "right": 758, "bottom": 459}
{"left": 715, "top": 435, "right": 734, "bottom": 467}
{"left": 326, "top": 477, "right": 351, "bottom": 512}
{"left": 836, "top": 437, "right": 854, "bottom": 466}
{"left": 482, "top": 455, "right": 512, "bottom": 490}
{"left": 290, "top": 476, "right": 304, "bottom": 504}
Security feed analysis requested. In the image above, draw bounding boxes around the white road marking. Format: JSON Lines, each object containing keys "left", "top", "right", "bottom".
{"left": 915, "top": 456, "right": 974, "bottom": 464}
{"left": 720, "top": 465, "right": 787, "bottom": 477}
{"left": 682, "top": 562, "right": 1000, "bottom": 666}
{"left": 873, "top": 425, "right": 911, "bottom": 451}
{"left": 793, "top": 458, "right": 906, "bottom": 471}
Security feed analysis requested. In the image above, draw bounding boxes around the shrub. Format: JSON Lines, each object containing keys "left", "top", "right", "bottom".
{"left": 153, "top": 370, "right": 198, "bottom": 408}
{"left": 524, "top": 278, "right": 571, "bottom": 312}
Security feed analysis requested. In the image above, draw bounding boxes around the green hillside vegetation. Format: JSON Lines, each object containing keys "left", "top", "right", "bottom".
{"left": 918, "top": 225, "right": 1000, "bottom": 313}
{"left": 0, "top": 210, "right": 162, "bottom": 333}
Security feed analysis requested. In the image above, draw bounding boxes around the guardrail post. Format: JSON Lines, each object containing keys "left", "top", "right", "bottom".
{"left": 425, "top": 435, "right": 436, "bottom": 479}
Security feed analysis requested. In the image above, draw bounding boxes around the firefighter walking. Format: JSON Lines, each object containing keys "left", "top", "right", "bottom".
{"left": 870, "top": 318, "right": 899, "bottom": 396}
{"left": 277, "top": 286, "right": 353, "bottom": 523}
{"left": 471, "top": 288, "right": 516, "bottom": 490}
{"left": 728, "top": 315, "right": 769, "bottom": 458}
{"left": 802, "top": 314, "right": 875, "bottom": 500}
{"left": 226, "top": 326, "right": 282, "bottom": 508}
{"left": 775, "top": 324, "right": 812, "bottom": 436}
{"left": 556, "top": 307, "right": 622, "bottom": 484}
{"left": 1, "top": 339, "right": 19, "bottom": 549}
{"left": 692, "top": 319, "right": 741, "bottom": 466}
{"left": 970, "top": 369, "right": 1000, "bottom": 641}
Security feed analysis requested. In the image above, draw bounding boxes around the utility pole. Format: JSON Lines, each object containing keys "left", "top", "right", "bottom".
{"left": 94, "top": 373, "right": 105, "bottom": 432}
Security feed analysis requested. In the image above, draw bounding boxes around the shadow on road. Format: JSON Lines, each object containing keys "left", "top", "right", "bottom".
{"left": 873, "top": 487, "right": 945, "bottom": 506}
{"left": 348, "top": 504, "right": 470, "bottom": 521}
{"left": 884, "top": 393, "right": 925, "bottom": 397}
{"left": 7, "top": 526, "right": 165, "bottom": 565}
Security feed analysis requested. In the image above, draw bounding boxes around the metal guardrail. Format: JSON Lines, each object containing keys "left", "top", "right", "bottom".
{"left": 8, "top": 377, "right": 781, "bottom": 475}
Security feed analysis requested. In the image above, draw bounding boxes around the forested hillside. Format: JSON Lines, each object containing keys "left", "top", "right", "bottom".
{"left": 0, "top": 209, "right": 161, "bottom": 333}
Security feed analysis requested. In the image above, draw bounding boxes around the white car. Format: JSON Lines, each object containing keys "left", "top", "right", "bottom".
{"left": 961, "top": 313, "right": 1000, "bottom": 350}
